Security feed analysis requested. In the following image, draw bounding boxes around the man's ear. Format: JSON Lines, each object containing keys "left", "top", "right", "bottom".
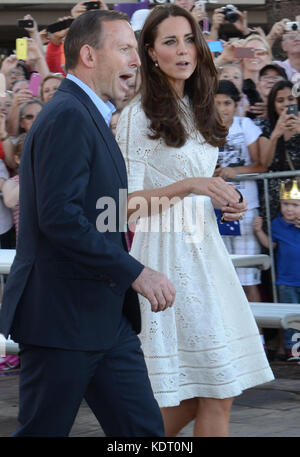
{"left": 79, "top": 44, "right": 96, "bottom": 68}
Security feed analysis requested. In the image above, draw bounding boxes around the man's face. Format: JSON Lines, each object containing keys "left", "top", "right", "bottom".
{"left": 257, "top": 69, "right": 283, "bottom": 99}
{"left": 282, "top": 32, "right": 300, "bottom": 55}
{"left": 92, "top": 20, "right": 140, "bottom": 107}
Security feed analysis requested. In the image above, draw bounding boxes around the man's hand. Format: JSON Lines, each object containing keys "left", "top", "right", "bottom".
{"left": 49, "top": 17, "right": 72, "bottom": 45}
{"left": 71, "top": 0, "right": 108, "bottom": 17}
{"left": 266, "top": 18, "right": 290, "bottom": 45}
{"left": 132, "top": 267, "right": 176, "bottom": 313}
{"left": 247, "top": 102, "right": 267, "bottom": 118}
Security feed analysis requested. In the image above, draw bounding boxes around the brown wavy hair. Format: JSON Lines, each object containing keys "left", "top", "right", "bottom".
{"left": 138, "top": 4, "right": 227, "bottom": 148}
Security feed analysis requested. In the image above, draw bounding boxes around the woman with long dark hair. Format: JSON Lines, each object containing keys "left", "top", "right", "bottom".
{"left": 259, "top": 80, "right": 300, "bottom": 222}
{"left": 117, "top": 4, "right": 273, "bottom": 437}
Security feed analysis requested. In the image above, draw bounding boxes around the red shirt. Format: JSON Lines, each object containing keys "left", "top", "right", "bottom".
{"left": 0, "top": 141, "right": 5, "bottom": 160}
{"left": 46, "top": 41, "right": 66, "bottom": 76}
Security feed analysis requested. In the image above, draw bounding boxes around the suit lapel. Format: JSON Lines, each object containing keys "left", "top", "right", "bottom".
{"left": 58, "top": 79, "right": 127, "bottom": 188}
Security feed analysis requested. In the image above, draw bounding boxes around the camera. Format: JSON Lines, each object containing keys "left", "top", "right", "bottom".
{"left": 285, "top": 21, "right": 300, "bottom": 32}
{"left": 221, "top": 4, "right": 239, "bottom": 24}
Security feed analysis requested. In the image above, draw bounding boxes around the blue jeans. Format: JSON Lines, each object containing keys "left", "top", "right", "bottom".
{"left": 278, "top": 285, "right": 300, "bottom": 350}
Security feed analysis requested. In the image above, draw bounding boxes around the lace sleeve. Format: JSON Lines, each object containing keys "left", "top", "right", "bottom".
{"left": 116, "top": 101, "right": 149, "bottom": 194}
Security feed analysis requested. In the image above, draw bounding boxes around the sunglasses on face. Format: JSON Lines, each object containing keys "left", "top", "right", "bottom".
{"left": 254, "top": 49, "right": 269, "bottom": 56}
{"left": 260, "top": 75, "right": 283, "bottom": 82}
{"left": 22, "top": 114, "right": 35, "bottom": 120}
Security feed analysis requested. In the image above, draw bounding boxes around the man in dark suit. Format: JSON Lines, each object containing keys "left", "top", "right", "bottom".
{"left": 0, "top": 10, "right": 175, "bottom": 437}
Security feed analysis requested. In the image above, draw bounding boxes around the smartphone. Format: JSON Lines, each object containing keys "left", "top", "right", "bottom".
{"left": 287, "top": 104, "right": 298, "bottom": 116}
{"left": 84, "top": 1, "right": 100, "bottom": 10}
{"left": 16, "top": 38, "right": 28, "bottom": 60}
{"left": 28, "top": 72, "right": 42, "bottom": 97}
{"left": 234, "top": 47, "right": 255, "bottom": 59}
{"left": 18, "top": 19, "right": 34, "bottom": 28}
{"left": 207, "top": 41, "right": 224, "bottom": 53}
{"left": 46, "top": 18, "right": 74, "bottom": 34}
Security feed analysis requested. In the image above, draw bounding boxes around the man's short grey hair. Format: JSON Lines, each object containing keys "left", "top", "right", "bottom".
{"left": 64, "top": 10, "right": 130, "bottom": 72}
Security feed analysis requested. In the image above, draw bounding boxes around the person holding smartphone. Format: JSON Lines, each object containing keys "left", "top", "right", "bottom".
{"left": 258, "top": 80, "right": 300, "bottom": 223}
{"left": 71, "top": 0, "right": 107, "bottom": 18}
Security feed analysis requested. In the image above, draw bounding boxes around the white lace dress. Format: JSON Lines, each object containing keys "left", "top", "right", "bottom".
{"left": 116, "top": 98, "right": 274, "bottom": 407}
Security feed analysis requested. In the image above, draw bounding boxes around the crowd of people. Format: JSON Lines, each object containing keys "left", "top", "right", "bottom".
{"left": 0, "top": 0, "right": 299, "bottom": 437}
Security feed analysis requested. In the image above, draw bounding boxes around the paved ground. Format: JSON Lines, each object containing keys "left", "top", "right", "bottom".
{"left": 1, "top": 362, "right": 300, "bottom": 437}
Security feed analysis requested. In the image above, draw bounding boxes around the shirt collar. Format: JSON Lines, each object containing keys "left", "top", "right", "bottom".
{"left": 66, "top": 73, "right": 116, "bottom": 126}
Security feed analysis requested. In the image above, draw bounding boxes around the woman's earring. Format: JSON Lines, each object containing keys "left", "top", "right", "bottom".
{"left": 154, "top": 61, "right": 159, "bottom": 68}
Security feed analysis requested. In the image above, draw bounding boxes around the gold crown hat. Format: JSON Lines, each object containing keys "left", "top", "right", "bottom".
{"left": 280, "top": 179, "right": 300, "bottom": 200}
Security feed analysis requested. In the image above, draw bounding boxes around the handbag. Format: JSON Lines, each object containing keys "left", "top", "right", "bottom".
{"left": 215, "top": 209, "right": 241, "bottom": 236}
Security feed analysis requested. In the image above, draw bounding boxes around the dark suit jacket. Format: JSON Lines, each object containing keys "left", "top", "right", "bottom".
{"left": 0, "top": 78, "right": 144, "bottom": 350}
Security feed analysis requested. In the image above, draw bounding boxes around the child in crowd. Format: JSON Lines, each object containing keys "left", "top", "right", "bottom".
{"left": 218, "top": 63, "right": 249, "bottom": 116}
{"left": 253, "top": 179, "right": 300, "bottom": 362}
{"left": 109, "top": 109, "right": 121, "bottom": 137}
{"left": 2, "top": 133, "right": 25, "bottom": 241}
{"left": 214, "top": 80, "right": 266, "bottom": 303}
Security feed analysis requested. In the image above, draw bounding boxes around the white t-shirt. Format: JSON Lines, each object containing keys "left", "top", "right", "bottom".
{"left": 217, "top": 116, "right": 262, "bottom": 210}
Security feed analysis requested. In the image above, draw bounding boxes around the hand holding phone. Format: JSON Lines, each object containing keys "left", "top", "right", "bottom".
{"left": 18, "top": 19, "right": 34, "bottom": 29}
{"left": 46, "top": 18, "right": 74, "bottom": 34}
{"left": 28, "top": 73, "right": 42, "bottom": 97}
{"left": 16, "top": 38, "right": 28, "bottom": 60}
{"left": 84, "top": 1, "right": 100, "bottom": 10}
{"left": 287, "top": 104, "right": 298, "bottom": 116}
{"left": 207, "top": 41, "right": 224, "bottom": 53}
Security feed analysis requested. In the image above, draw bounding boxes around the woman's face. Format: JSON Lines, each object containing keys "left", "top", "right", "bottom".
{"left": 148, "top": 16, "right": 198, "bottom": 97}
{"left": 274, "top": 87, "right": 297, "bottom": 116}
{"left": 242, "top": 39, "right": 271, "bottom": 73}
{"left": 215, "top": 93, "right": 236, "bottom": 126}
{"left": 20, "top": 103, "right": 42, "bottom": 132}
{"left": 42, "top": 77, "right": 61, "bottom": 102}
{"left": 219, "top": 66, "right": 243, "bottom": 92}
{"left": 0, "top": 94, "right": 12, "bottom": 117}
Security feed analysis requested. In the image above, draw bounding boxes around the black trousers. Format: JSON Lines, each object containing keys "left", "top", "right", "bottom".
{"left": 14, "top": 316, "right": 164, "bottom": 437}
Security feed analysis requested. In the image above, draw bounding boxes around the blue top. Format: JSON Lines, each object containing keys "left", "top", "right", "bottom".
{"left": 66, "top": 73, "right": 116, "bottom": 126}
{"left": 272, "top": 214, "right": 300, "bottom": 286}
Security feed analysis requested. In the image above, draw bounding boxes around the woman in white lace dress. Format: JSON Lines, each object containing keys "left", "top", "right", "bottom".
{"left": 116, "top": 5, "right": 274, "bottom": 437}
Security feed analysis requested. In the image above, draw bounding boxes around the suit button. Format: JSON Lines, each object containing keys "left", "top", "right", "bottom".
{"left": 109, "top": 281, "right": 116, "bottom": 288}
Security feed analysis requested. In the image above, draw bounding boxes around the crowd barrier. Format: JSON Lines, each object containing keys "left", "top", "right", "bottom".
{"left": 1, "top": 169, "right": 300, "bottom": 355}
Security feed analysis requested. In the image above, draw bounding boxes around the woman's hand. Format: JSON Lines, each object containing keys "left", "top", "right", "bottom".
{"left": 188, "top": 176, "right": 241, "bottom": 208}
{"left": 232, "top": 10, "right": 251, "bottom": 36}
{"left": 285, "top": 112, "right": 300, "bottom": 135}
{"left": 221, "top": 198, "right": 248, "bottom": 222}
{"left": 214, "top": 166, "right": 239, "bottom": 180}
{"left": 12, "top": 88, "right": 33, "bottom": 107}
{"left": 272, "top": 109, "right": 291, "bottom": 139}
{"left": 211, "top": 8, "right": 226, "bottom": 31}
{"left": 247, "top": 102, "right": 267, "bottom": 118}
